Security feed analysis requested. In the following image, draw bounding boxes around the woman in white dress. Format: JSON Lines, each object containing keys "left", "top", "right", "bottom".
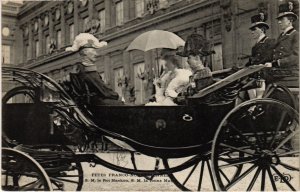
{"left": 146, "top": 55, "right": 192, "bottom": 106}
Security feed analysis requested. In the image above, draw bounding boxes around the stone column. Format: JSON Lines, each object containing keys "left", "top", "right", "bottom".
{"left": 60, "top": 4, "right": 66, "bottom": 46}
{"left": 49, "top": 10, "right": 54, "bottom": 39}
{"left": 104, "top": 55, "right": 111, "bottom": 86}
{"left": 38, "top": 17, "right": 43, "bottom": 55}
{"left": 221, "top": 0, "right": 238, "bottom": 68}
{"left": 88, "top": 0, "right": 94, "bottom": 19}
{"left": 28, "top": 20, "right": 33, "bottom": 60}
{"left": 105, "top": 0, "right": 111, "bottom": 28}
{"left": 73, "top": 0, "right": 79, "bottom": 35}
{"left": 123, "top": 0, "right": 130, "bottom": 22}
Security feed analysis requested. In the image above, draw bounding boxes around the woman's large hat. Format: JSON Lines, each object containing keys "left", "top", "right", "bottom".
{"left": 65, "top": 33, "right": 107, "bottom": 52}
{"left": 177, "top": 33, "right": 214, "bottom": 57}
{"left": 277, "top": 1, "right": 298, "bottom": 20}
{"left": 249, "top": 12, "right": 269, "bottom": 30}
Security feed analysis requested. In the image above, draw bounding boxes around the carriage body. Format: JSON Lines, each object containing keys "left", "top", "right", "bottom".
{"left": 2, "top": 66, "right": 299, "bottom": 191}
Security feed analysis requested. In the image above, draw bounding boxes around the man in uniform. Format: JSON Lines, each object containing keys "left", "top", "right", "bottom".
{"left": 246, "top": 12, "right": 275, "bottom": 98}
{"left": 247, "top": 12, "right": 275, "bottom": 67}
{"left": 66, "top": 33, "right": 124, "bottom": 105}
{"left": 269, "top": 1, "right": 299, "bottom": 87}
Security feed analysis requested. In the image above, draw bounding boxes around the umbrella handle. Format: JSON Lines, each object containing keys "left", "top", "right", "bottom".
{"left": 156, "top": 48, "right": 159, "bottom": 78}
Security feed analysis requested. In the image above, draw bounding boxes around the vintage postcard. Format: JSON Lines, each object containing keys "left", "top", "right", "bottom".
{"left": 1, "top": 0, "right": 299, "bottom": 191}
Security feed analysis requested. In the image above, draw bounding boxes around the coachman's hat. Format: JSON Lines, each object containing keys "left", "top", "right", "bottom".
{"left": 176, "top": 33, "right": 215, "bottom": 57}
{"left": 277, "top": 1, "right": 298, "bottom": 20}
{"left": 65, "top": 33, "right": 107, "bottom": 52}
{"left": 249, "top": 13, "right": 269, "bottom": 30}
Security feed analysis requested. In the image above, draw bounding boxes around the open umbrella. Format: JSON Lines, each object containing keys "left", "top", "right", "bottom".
{"left": 126, "top": 30, "right": 185, "bottom": 51}
{"left": 126, "top": 30, "right": 185, "bottom": 76}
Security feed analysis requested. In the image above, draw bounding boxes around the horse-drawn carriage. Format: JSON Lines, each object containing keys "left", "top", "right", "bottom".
{"left": 2, "top": 65, "right": 299, "bottom": 191}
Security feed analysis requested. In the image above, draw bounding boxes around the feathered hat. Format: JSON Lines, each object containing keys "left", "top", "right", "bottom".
{"left": 65, "top": 33, "right": 107, "bottom": 52}
{"left": 177, "top": 33, "right": 215, "bottom": 57}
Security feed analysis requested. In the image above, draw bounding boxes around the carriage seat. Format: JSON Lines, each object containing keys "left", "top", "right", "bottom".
{"left": 190, "top": 65, "right": 266, "bottom": 99}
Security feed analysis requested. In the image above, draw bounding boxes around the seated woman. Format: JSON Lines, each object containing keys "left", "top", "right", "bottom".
{"left": 177, "top": 33, "right": 215, "bottom": 92}
{"left": 146, "top": 54, "right": 192, "bottom": 106}
{"left": 65, "top": 33, "right": 124, "bottom": 106}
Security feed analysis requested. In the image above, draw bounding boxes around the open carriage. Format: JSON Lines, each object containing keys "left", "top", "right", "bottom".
{"left": 2, "top": 65, "right": 299, "bottom": 191}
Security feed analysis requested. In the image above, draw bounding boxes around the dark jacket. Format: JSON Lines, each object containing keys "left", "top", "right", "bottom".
{"left": 246, "top": 36, "right": 276, "bottom": 66}
{"left": 76, "top": 63, "right": 119, "bottom": 100}
{"left": 272, "top": 27, "right": 299, "bottom": 69}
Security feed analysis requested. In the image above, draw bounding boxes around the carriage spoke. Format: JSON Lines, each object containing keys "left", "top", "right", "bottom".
{"left": 246, "top": 167, "right": 261, "bottom": 191}
{"left": 197, "top": 160, "right": 205, "bottom": 191}
{"left": 279, "top": 162, "right": 300, "bottom": 171}
{"left": 271, "top": 165, "right": 296, "bottom": 191}
{"left": 19, "top": 179, "right": 43, "bottom": 190}
{"left": 273, "top": 129, "right": 299, "bottom": 152}
{"left": 19, "top": 180, "right": 39, "bottom": 189}
{"left": 227, "top": 123, "right": 258, "bottom": 148}
{"left": 269, "top": 111, "right": 287, "bottom": 149}
{"left": 225, "top": 164, "right": 257, "bottom": 190}
{"left": 55, "top": 174, "right": 82, "bottom": 178}
{"left": 267, "top": 167, "right": 277, "bottom": 191}
{"left": 206, "top": 160, "right": 216, "bottom": 190}
{"left": 50, "top": 176, "right": 79, "bottom": 184}
{"left": 182, "top": 161, "right": 199, "bottom": 185}
{"left": 219, "top": 169, "right": 230, "bottom": 184}
{"left": 261, "top": 168, "right": 266, "bottom": 191}
{"left": 264, "top": 87, "right": 275, "bottom": 98}
{"left": 247, "top": 116, "right": 264, "bottom": 149}
{"left": 219, "top": 157, "right": 257, "bottom": 169}
{"left": 277, "top": 150, "right": 299, "bottom": 157}
{"left": 220, "top": 143, "right": 255, "bottom": 156}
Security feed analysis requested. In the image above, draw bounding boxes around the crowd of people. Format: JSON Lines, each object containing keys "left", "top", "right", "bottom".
{"left": 64, "top": 1, "right": 298, "bottom": 107}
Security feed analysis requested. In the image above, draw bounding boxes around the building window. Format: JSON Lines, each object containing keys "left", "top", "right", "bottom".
{"left": 69, "top": 24, "right": 75, "bottom": 44}
{"left": 99, "top": 9, "right": 105, "bottom": 32}
{"left": 57, "top": 30, "right": 61, "bottom": 49}
{"left": 2, "top": 45, "right": 10, "bottom": 64}
{"left": 116, "top": 1, "right": 124, "bottom": 26}
{"left": 35, "top": 40, "right": 39, "bottom": 57}
{"left": 45, "top": 35, "right": 50, "bottom": 54}
{"left": 135, "top": 0, "right": 144, "bottom": 18}
{"left": 113, "top": 67, "right": 123, "bottom": 99}
{"left": 133, "top": 62, "right": 145, "bottom": 104}
{"left": 211, "top": 44, "right": 223, "bottom": 71}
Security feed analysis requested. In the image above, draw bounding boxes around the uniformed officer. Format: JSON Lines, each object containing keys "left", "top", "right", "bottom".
{"left": 66, "top": 33, "right": 124, "bottom": 105}
{"left": 246, "top": 13, "right": 275, "bottom": 99}
{"left": 272, "top": 1, "right": 299, "bottom": 68}
{"left": 246, "top": 12, "right": 275, "bottom": 66}
{"left": 266, "top": 1, "right": 299, "bottom": 87}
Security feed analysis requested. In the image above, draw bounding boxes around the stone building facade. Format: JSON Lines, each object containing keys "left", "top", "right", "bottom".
{"left": 2, "top": 0, "right": 298, "bottom": 104}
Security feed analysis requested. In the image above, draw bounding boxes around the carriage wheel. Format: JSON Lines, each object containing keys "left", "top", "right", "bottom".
{"left": 263, "top": 83, "right": 297, "bottom": 110}
{"left": 2, "top": 86, "right": 35, "bottom": 104}
{"left": 26, "top": 145, "right": 84, "bottom": 191}
{"left": 212, "top": 99, "right": 299, "bottom": 191}
{"left": 2, "top": 148, "right": 53, "bottom": 191}
{"left": 237, "top": 83, "right": 297, "bottom": 110}
{"left": 162, "top": 152, "right": 243, "bottom": 191}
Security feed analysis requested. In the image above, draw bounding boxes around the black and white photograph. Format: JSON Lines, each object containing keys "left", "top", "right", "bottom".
{"left": 1, "top": 0, "right": 299, "bottom": 191}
